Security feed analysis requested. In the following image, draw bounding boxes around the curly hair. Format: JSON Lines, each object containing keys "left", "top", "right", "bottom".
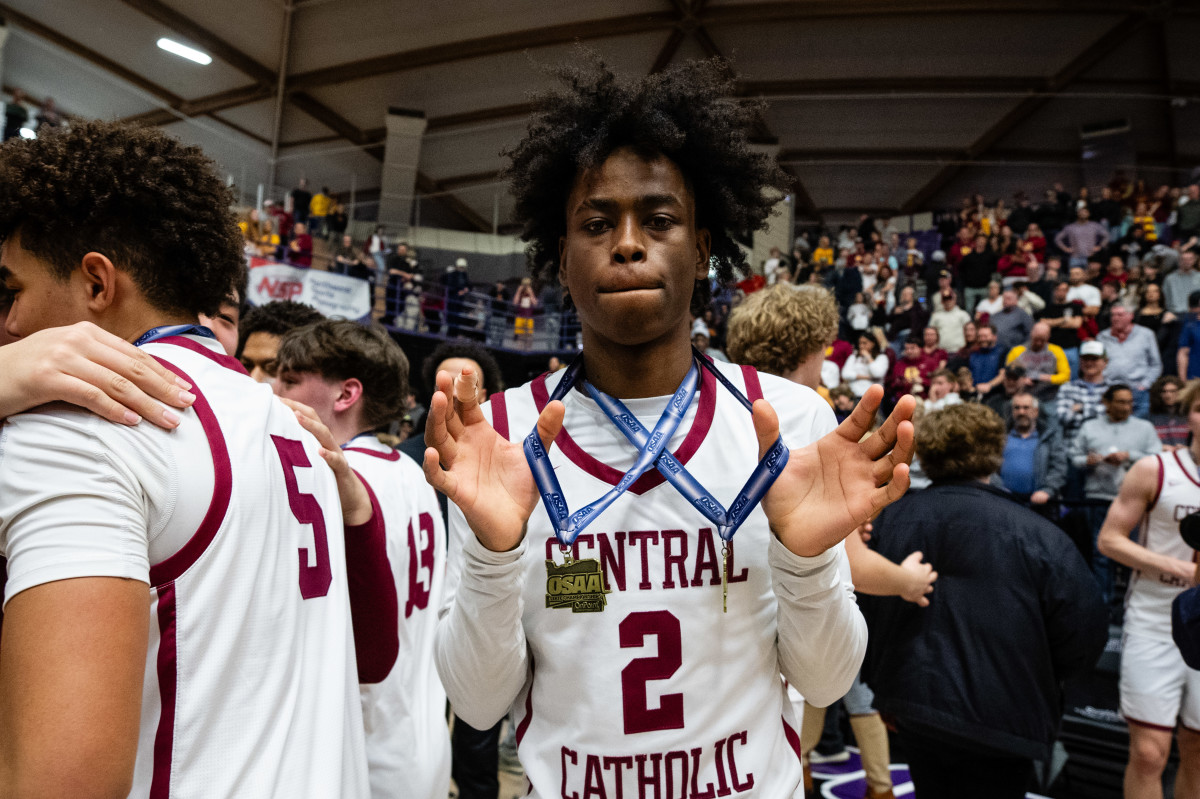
{"left": 503, "top": 55, "right": 791, "bottom": 312}
{"left": 0, "top": 120, "right": 244, "bottom": 318}
{"left": 724, "top": 286, "right": 837, "bottom": 376}
{"left": 276, "top": 320, "right": 408, "bottom": 429}
{"left": 236, "top": 301, "right": 324, "bottom": 357}
{"left": 421, "top": 341, "right": 504, "bottom": 400}
{"left": 917, "top": 403, "right": 1006, "bottom": 482}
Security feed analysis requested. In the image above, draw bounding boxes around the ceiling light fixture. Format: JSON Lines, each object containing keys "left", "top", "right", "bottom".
{"left": 157, "top": 38, "right": 212, "bottom": 65}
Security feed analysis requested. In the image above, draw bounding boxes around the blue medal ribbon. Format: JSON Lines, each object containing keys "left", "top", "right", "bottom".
{"left": 134, "top": 324, "right": 217, "bottom": 348}
{"left": 525, "top": 348, "right": 790, "bottom": 549}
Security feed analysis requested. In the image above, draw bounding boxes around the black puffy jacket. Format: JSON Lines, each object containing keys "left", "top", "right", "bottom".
{"left": 860, "top": 481, "right": 1107, "bottom": 761}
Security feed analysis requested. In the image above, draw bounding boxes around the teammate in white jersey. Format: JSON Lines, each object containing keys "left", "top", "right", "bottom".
{"left": 1100, "top": 378, "right": 1200, "bottom": 799}
{"left": 0, "top": 121, "right": 384, "bottom": 797}
{"left": 423, "top": 59, "right": 914, "bottom": 798}
{"left": 275, "top": 319, "right": 451, "bottom": 799}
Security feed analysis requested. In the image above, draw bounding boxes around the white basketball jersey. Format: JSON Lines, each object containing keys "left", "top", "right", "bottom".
{"left": 1127, "top": 450, "right": 1200, "bottom": 641}
{"left": 345, "top": 435, "right": 450, "bottom": 799}
{"left": 0, "top": 334, "right": 368, "bottom": 798}
{"left": 470, "top": 360, "right": 835, "bottom": 799}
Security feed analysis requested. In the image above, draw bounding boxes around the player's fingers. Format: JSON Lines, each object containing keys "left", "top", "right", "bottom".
{"left": 452, "top": 366, "right": 486, "bottom": 425}
{"left": 290, "top": 406, "right": 340, "bottom": 454}
{"left": 837, "top": 384, "right": 883, "bottom": 444}
{"left": 535, "top": 400, "right": 565, "bottom": 453}
{"left": 861, "top": 393, "right": 915, "bottom": 460}
{"left": 751, "top": 399, "right": 781, "bottom": 460}
{"left": 51, "top": 373, "right": 168, "bottom": 427}
{"left": 424, "top": 390, "right": 459, "bottom": 466}
{"left": 436, "top": 371, "right": 467, "bottom": 439}
{"left": 915, "top": 596, "right": 931, "bottom": 607}
{"left": 56, "top": 353, "right": 191, "bottom": 429}
{"left": 422, "top": 447, "right": 457, "bottom": 499}
{"left": 868, "top": 462, "right": 910, "bottom": 517}
{"left": 928, "top": 570, "right": 939, "bottom": 584}
{"left": 869, "top": 420, "right": 915, "bottom": 483}
{"left": 68, "top": 321, "right": 194, "bottom": 400}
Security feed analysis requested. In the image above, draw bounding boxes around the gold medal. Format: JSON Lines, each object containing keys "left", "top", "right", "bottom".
{"left": 546, "top": 547, "right": 611, "bottom": 613}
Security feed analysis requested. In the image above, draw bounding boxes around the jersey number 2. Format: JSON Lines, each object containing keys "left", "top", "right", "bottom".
{"left": 271, "top": 435, "right": 332, "bottom": 599}
{"left": 405, "top": 512, "right": 436, "bottom": 617}
{"left": 620, "top": 610, "right": 684, "bottom": 734}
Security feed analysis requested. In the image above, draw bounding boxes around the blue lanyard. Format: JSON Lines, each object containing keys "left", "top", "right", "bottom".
{"left": 525, "top": 359, "right": 698, "bottom": 547}
{"left": 525, "top": 348, "right": 790, "bottom": 549}
{"left": 134, "top": 324, "right": 217, "bottom": 348}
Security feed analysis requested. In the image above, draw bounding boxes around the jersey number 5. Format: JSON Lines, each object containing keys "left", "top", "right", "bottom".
{"left": 620, "top": 610, "right": 684, "bottom": 734}
{"left": 405, "top": 512, "right": 436, "bottom": 617}
{"left": 271, "top": 435, "right": 332, "bottom": 599}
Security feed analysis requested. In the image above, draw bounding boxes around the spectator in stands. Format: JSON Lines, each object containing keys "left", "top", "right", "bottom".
{"left": 4, "top": 89, "right": 29, "bottom": 141}
{"left": 1057, "top": 341, "right": 1111, "bottom": 450}
{"left": 265, "top": 199, "right": 293, "bottom": 243}
{"left": 886, "top": 284, "right": 928, "bottom": 343}
{"left": 973, "top": 280, "right": 1003, "bottom": 321}
{"left": 288, "top": 221, "right": 313, "bottom": 267}
{"left": 691, "top": 320, "right": 727, "bottom": 363}
{"left": 1178, "top": 183, "right": 1200, "bottom": 244}
{"left": 842, "top": 333, "right": 889, "bottom": 398}
{"left": 1066, "top": 265, "right": 1102, "bottom": 314}
{"left": 444, "top": 258, "right": 473, "bottom": 338}
{"left": 959, "top": 233, "right": 998, "bottom": 313}
{"left": 812, "top": 235, "right": 834, "bottom": 268}
{"left": 308, "top": 186, "right": 332, "bottom": 239}
{"left": 289, "top": 178, "right": 312, "bottom": 228}
{"left": 928, "top": 290, "right": 971, "bottom": 353}
{"left": 1007, "top": 192, "right": 1033, "bottom": 235}
{"left": 1070, "top": 384, "right": 1162, "bottom": 603}
{"left": 890, "top": 337, "right": 934, "bottom": 400}
{"left": 969, "top": 323, "right": 1004, "bottom": 394}
{"left": 991, "top": 288, "right": 1034, "bottom": 356}
{"left": 999, "top": 391, "right": 1066, "bottom": 509}
{"left": 35, "top": 97, "right": 62, "bottom": 131}
{"left": 921, "top": 326, "right": 948, "bottom": 371}
{"left": 984, "top": 364, "right": 1032, "bottom": 424}
{"left": 925, "top": 369, "right": 962, "bottom": 412}
{"left": 365, "top": 225, "right": 388, "bottom": 273}
{"left": 332, "top": 234, "right": 360, "bottom": 275}
{"left": 328, "top": 202, "right": 348, "bottom": 241}
{"left": 1148, "top": 375, "right": 1188, "bottom": 450}
{"left": 1028, "top": 254, "right": 1059, "bottom": 302}
{"left": 512, "top": 276, "right": 538, "bottom": 346}
{"left": 1134, "top": 282, "right": 1175, "bottom": 353}
{"left": 1177, "top": 291, "right": 1200, "bottom": 380}
{"left": 946, "top": 321, "right": 978, "bottom": 373}
{"left": 1165, "top": 251, "right": 1200, "bottom": 316}
{"left": 1014, "top": 278, "right": 1046, "bottom": 318}
{"left": 1037, "top": 280, "right": 1085, "bottom": 375}
{"left": 1056, "top": 206, "right": 1109, "bottom": 269}
{"left": 862, "top": 402, "right": 1106, "bottom": 799}
{"left": 1098, "top": 305, "right": 1162, "bottom": 418}
{"left": 836, "top": 255, "right": 863, "bottom": 310}
{"left": 946, "top": 227, "right": 974, "bottom": 272}
{"left": 236, "top": 300, "right": 324, "bottom": 383}
{"left": 1006, "top": 321, "right": 1070, "bottom": 402}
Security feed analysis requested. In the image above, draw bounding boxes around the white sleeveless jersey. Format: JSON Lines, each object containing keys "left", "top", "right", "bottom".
{"left": 0, "top": 334, "right": 368, "bottom": 798}
{"left": 1126, "top": 449, "right": 1200, "bottom": 641}
{"left": 344, "top": 435, "right": 450, "bottom": 799}
{"left": 465, "top": 361, "right": 837, "bottom": 799}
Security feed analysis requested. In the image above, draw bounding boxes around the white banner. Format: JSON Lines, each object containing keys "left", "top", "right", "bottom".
{"left": 245, "top": 258, "right": 372, "bottom": 321}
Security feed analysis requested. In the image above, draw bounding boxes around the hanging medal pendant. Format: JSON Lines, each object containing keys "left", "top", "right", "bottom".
{"left": 721, "top": 542, "right": 729, "bottom": 613}
{"left": 546, "top": 544, "right": 611, "bottom": 613}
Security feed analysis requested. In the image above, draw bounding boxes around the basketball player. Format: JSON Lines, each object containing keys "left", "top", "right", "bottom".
{"left": 424, "top": 59, "right": 914, "bottom": 796}
{"left": 0, "top": 121, "right": 375, "bottom": 796}
{"left": 725, "top": 284, "right": 936, "bottom": 799}
{"left": 237, "top": 299, "right": 324, "bottom": 382}
{"left": 1099, "top": 378, "right": 1200, "bottom": 799}
{"left": 275, "top": 319, "right": 450, "bottom": 799}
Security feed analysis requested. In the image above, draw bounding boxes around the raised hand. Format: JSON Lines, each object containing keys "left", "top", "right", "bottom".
{"left": 422, "top": 366, "right": 564, "bottom": 552}
{"left": 277, "top": 396, "right": 373, "bottom": 526}
{"left": 754, "top": 385, "right": 915, "bottom": 558}
{"left": 0, "top": 321, "right": 195, "bottom": 427}
{"left": 897, "top": 551, "right": 938, "bottom": 606}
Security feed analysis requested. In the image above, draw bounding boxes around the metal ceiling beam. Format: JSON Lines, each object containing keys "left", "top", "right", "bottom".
{"left": 700, "top": 0, "right": 1162, "bottom": 27}
{"left": 287, "top": 11, "right": 678, "bottom": 93}
{"left": 899, "top": 13, "right": 1149, "bottom": 214}
{"left": 114, "top": 0, "right": 276, "bottom": 86}
{"left": 649, "top": 28, "right": 688, "bottom": 75}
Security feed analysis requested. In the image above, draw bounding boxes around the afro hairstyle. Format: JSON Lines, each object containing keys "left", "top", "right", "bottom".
{"left": 0, "top": 120, "right": 244, "bottom": 319}
{"left": 503, "top": 55, "right": 791, "bottom": 313}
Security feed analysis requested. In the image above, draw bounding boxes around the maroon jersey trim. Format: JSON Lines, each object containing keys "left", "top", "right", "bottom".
{"left": 1174, "top": 449, "right": 1200, "bottom": 488}
{"left": 530, "top": 366, "right": 717, "bottom": 495}
{"left": 158, "top": 334, "right": 249, "bottom": 376}
{"left": 490, "top": 390, "right": 509, "bottom": 441}
{"left": 740, "top": 365, "right": 764, "bottom": 403}
{"left": 150, "top": 582, "right": 178, "bottom": 799}
{"left": 148, "top": 360, "right": 233, "bottom": 587}
{"left": 344, "top": 446, "right": 401, "bottom": 462}
{"left": 515, "top": 652, "right": 536, "bottom": 746}
{"left": 781, "top": 715, "right": 803, "bottom": 762}
{"left": 1148, "top": 454, "right": 1165, "bottom": 512}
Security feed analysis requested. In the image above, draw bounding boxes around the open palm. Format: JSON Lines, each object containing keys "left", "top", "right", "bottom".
{"left": 756, "top": 386, "right": 915, "bottom": 558}
{"left": 422, "top": 367, "right": 564, "bottom": 552}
